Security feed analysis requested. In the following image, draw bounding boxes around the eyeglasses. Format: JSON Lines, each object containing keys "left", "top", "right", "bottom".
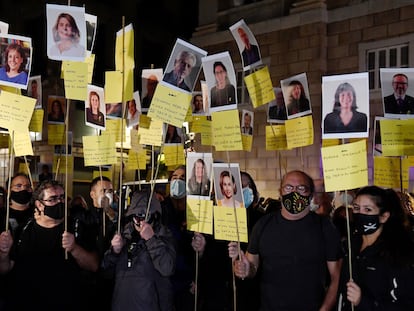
{"left": 282, "top": 184, "right": 310, "bottom": 195}
{"left": 41, "top": 195, "right": 65, "bottom": 204}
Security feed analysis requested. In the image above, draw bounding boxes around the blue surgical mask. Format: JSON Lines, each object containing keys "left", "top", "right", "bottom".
{"left": 243, "top": 187, "right": 254, "bottom": 208}
{"left": 170, "top": 179, "right": 186, "bottom": 199}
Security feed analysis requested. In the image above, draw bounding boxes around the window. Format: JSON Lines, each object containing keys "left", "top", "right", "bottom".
{"left": 359, "top": 34, "right": 414, "bottom": 93}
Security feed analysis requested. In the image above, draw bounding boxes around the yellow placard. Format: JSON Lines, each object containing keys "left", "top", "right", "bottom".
{"left": 82, "top": 135, "right": 117, "bottom": 166}
{"left": 18, "top": 162, "right": 30, "bottom": 175}
{"left": 62, "top": 61, "right": 88, "bottom": 101}
{"left": 322, "top": 140, "right": 368, "bottom": 192}
{"left": 265, "top": 124, "right": 287, "bottom": 150}
{"left": 101, "top": 119, "right": 126, "bottom": 143}
{"left": 373, "top": 156, "right": 401, "bottom": 189}
{"left": 13, "top": 130, "right": 33, "bottom": 156}
{"left": 85, "top": 54, "right": 95, "bottom": 84}
{"left": 47, "top": 124, "right": 66, "bottom": 145}
{"left": 139, "top": 114, "right": 151, "bottom": 129}
{"left": 127, "top": 149, "right": 147, "bottom": 170}
{"left": 244, "top": 66, "right": 275, "bottom": 108}
{"left": 115, "top": 25, "right": 135, "bottom": 72}
{"left": 381, "top": 119, "right": 414, "bottom": 156}
{"left": 401, "top": 156, "right": 414, "bottom": 190}
{"left": 322, "top": 139, "right": 340, "bottom": 147}
{"left": 191, "top": 116, "right": 209, "bottom": 133}
{"left": 211, "top": 110, "right": 243, "bottom": 151}
{"left": 130, "top": 128, "right": 141, "bottom": 152}
{"left": 164, "top": 144, "right": 185, "bottom": 166}
{"left": 105, "top": 71, "right": 123, "bottom": 103}
{"left": 285, "top": 115, "right": 314, "bottom": 149}
{"left": 147, "top": 83, "right": 192, "bottom": 128}
{"left": 92, "top": 170, "right": 112, "bottom": 180}
{"left": 53, "top": 155, "right": 74, "bottom": 174}
{"left": 242, "top": 134, "right": 253, "bottom": 151}
{"left": 187, "top": 198, "right": 213, "bottom": 234}
{"left": 0, "top": 91, "right": 36, "bottom": 131}
{"left": 0, "top": 85, "right": 21, "bottom": 95}
{"left": 29, "top": 109, "right": 44, "bottom": 133}
{"left": 213, "top": 206, "right": 248, "bottom": 242}
{"left": 138, "top": 119, "right": 163, "bottom": 146}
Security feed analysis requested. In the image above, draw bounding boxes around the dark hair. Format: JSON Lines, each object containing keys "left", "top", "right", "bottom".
{"left": 90, "top": 176, "right": 111, "bottom": 191}
{"left": 333, "top": 82, "right": 358, "bottom": 112}
{"left": 219, "top": 170, "right": 237, "bottom": 195}
{"left": 53, "top": 13, "right": 80, "bottom": 43}
{"left": 355, "top": 186, "right": 414, "bottom": 267}
{"left": 241, "top": 171, "right": 259, "bottom": 207}
{"left": 7, "top": 173, "right": 31, "bottom": 190}
{"left": 213, "top": 61, "right": 227, "bottom": 74}
{"left": 5, "top": 44, "right": 27, "bottom": 73}
{"left": 32, "top": 180, "right": 63, "bottom": 202}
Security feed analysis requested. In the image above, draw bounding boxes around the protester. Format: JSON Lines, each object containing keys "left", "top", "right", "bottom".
{"left": 0, "top": 180, "right": 98, "bottom": 310}
{"left": 102, "top": 189, "right": 176, "bottom": 311}
{"left": 229, "top": 170, "right": 343, "bottom": 310}
{"left": 337, "top": 186, "right": 414, "bottom": 310}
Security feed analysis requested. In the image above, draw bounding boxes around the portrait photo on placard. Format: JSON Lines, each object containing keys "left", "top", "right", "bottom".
{"left": 212, "top": 163, "right": 244, "bottom": 208}
{"left": 186, "top": 152, "right": 213, "bottom": 197}
{"left": 268, "top": 87, "right": 287, "bottom": 123}
{"left": 0, "top": 34, "right": 32, "bottom": 89}
{"left": 126, "top": 91, "right": 141, "bottom": 128}
{"left": 141, "top": 68, "right": 163, "bottom": 113}
{"left": 229, "top": 19, "right": 262, "bottom": 71}
{"left": 85, "top": 13, "right": 97, "bottom": 56}
{"left": 85, "top": 85, "right": 105, "bottom": 130}
{"left": 241, "top": 109, "right": 254, "bottom": 136}
{"left": 27, "top": 75, "right": 42, "bottom": 109}
{"left": 202, "top": 51, "right": 238, "bottom": 113}
{"left": 46, "top": 3, "right": 86, "bottom": 61}
{"left": 380, "top": 68, "right": 414, "bottom": 119}
{"left": 373, "top": 116, "right": 384, "bottom": 157}
{"left": 162, "top": 38, "right": 207, "bottom": 93}
{"left": 164, "top": 123, "right": 184, "bottom": 144}
{"left": 47, "top": 96, "right": 65, "bottom": 124}
{"left": 280, "top": 72, "right": 311, "bottom": 119}
{"left": 322, "top": 72, "right": 369, "bottom": 139}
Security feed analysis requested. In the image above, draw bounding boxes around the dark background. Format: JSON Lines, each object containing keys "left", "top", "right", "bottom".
{"left": 0, "top": 0, "right": 198, "bottom": 91}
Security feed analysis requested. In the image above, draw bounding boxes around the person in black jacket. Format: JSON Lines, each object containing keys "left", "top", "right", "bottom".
{"left": 337, "top": 186, "right": 414, "bottom": 310}
{"left": 102, "top": 189, "right": 176, "bottom": 311}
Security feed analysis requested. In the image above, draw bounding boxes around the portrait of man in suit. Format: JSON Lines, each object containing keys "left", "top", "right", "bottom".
{"left": 383, "top": 73, "right": 414, "bottom": 115}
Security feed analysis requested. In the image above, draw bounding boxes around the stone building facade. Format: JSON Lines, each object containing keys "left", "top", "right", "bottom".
{"left": 190, "top": 0, "right": 414, "bottom": 199}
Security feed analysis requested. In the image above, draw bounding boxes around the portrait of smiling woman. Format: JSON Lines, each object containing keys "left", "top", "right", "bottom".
{"left": 0, "top": 42, "right": 29, "bottom": 86}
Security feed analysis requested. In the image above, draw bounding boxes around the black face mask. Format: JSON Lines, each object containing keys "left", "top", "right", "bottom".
{"left": 11, "top": 190, "right": 32, "bottom": 205}
{"left": 353, "top": 213, "right": 381, "bottom": 235}
{"left": 43, "top": 202, "right": 65, "bottom": 220}
{"left": 281, "top": 192, "right": 311, "bottom": 214}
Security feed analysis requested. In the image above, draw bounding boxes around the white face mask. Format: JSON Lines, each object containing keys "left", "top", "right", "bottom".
{"left": 99, "top": 192, "right": 113, "bottom": 208}
{"left": 170, "top": 179, "right": 186, "bottom": 199}
{"left": 309, "top": 197, "right": 319, "bottom": 212}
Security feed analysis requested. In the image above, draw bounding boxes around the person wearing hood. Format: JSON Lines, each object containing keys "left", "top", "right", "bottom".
{"left": 102, "top": 189, "right": 176, "bottom": 311}
{"left": 228, "top": 170, "right": 343, "bottom": 311}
